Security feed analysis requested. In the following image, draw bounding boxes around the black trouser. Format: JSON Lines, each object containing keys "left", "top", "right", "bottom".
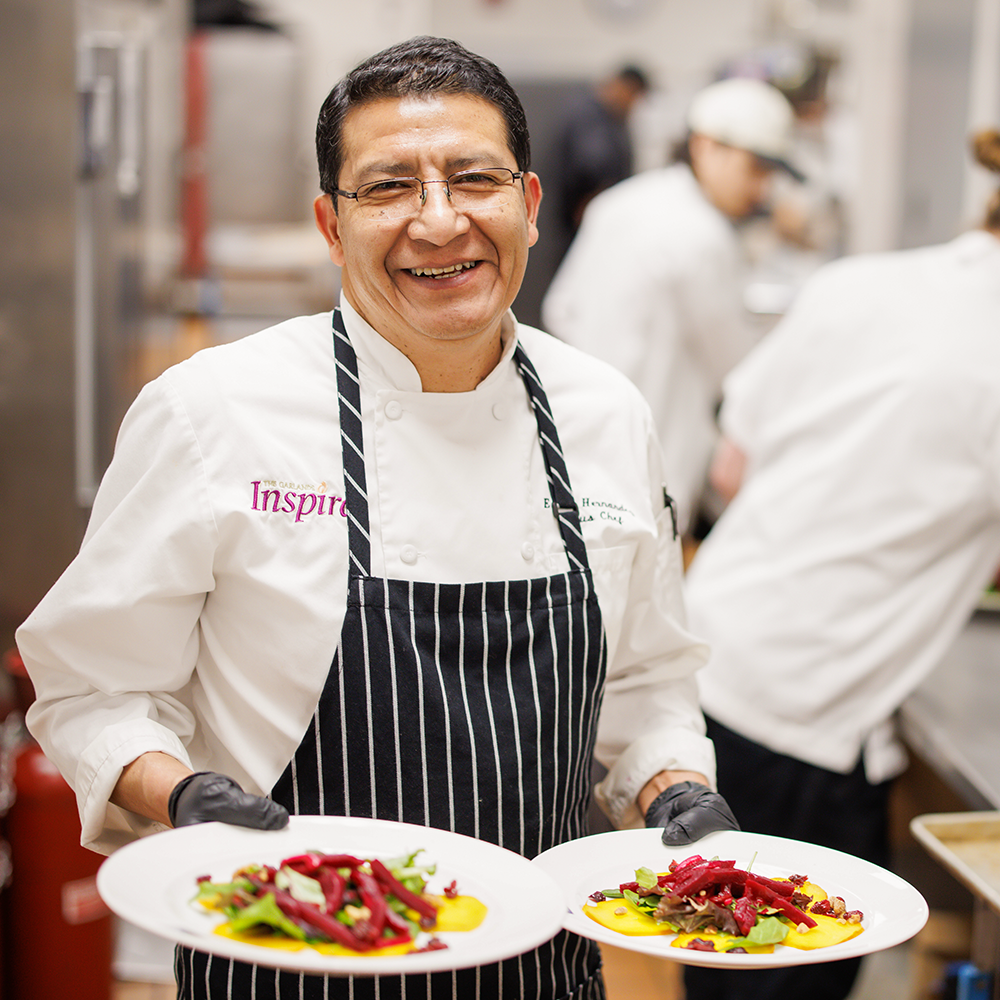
{"left": 683, "top": 716, "right": 892, "bottom": 1000}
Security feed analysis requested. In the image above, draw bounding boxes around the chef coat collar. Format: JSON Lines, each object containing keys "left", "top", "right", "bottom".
{"left": 674, "top": 162, "right": 726, "bottom": 218}
{"left": 338, "top": 297, "right": 520, "bottom": 394}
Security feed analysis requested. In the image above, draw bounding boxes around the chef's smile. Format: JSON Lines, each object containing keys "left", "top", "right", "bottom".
{"left": 313, "top": 92, "right": 542, "bottom": 371}
{"left": 408, "top": 261, "right": 480, "bottom": 279}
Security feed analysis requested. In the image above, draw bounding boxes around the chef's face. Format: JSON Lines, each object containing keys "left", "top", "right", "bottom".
{"left": 314, "top": 93, "right": 541, "bottom": 358}
{"left": 690, "top": 133, "right": 775, "bottom": 221}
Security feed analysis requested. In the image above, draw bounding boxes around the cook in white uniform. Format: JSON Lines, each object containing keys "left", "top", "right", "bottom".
{"left": 682, "top": 128, "right": 1000, "bottom": 1000}
{"left": 17, "top": 36, "right": 738, "bottom": 1000}
{"left": 542, "top": 77, "right": 802, "bottom": 536}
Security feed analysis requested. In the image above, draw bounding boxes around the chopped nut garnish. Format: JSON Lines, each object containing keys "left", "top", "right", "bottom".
{"left": 831, "top": 896, "right": 846, "bottom": 916}
{"left": 614, "top": 906, "right": 627, "bottom": 915}
{"left": 797, "top": 922, "right": 810, "bottom": 934}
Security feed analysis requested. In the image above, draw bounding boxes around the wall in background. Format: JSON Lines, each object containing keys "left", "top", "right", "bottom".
{"left": 237, "top": 0, "right": 1000, "bottom": 251}
{"left": 257, "top": 0, "right": 844, "bottom": 214}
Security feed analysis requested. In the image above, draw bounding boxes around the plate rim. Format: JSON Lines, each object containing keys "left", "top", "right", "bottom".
{"left": 530, "top": 827, "right": 929, "bottom": 969}
{"left": 97, "top": 815, "right": 569, "bottom": 976}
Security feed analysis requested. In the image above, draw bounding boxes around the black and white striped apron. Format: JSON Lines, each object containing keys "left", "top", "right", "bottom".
{"left": 176, "top": 311, "right": 608, "bottom": 999}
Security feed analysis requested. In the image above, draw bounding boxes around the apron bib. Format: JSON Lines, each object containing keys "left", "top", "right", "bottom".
{"left": 177, "top": 312, "right": 608, "bottom": 999}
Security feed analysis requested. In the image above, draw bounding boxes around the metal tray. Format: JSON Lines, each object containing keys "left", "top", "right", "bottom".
{"left": 910, "top": 812, "right": 1000, "bottom": 914}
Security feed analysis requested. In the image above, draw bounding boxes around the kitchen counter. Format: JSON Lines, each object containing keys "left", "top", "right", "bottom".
{"left": 901, "top": 608, "right": 1000, "bottom": 995}
{"left": 900, "top": 609, "right": 1000, "bottom": 811}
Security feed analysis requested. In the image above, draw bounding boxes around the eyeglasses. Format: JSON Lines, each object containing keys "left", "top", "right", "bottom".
{"left": 334, "top": 167, "right": 524, "bottom": 219}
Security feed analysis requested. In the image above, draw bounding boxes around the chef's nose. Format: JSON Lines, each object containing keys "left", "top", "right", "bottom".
{"left": 406, "top": 180, "right": 472, "bottom": 243}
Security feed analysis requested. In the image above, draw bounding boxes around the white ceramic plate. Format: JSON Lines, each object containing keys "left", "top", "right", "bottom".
{"left": 531, "top": 828, "right": 928, "bottom": 969}
{"left": 97, "top": 815, "right": 567, "bottom": 976}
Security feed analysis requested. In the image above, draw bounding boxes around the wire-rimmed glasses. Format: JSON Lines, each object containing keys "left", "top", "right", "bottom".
{"left": 334, "top": 167, "right": 524, "bottom": 219}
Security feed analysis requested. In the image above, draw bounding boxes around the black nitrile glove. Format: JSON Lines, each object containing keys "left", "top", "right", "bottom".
{"left": 168, "top": 771, "right": 289, "bottom": 831}
{"left": 644, "top": 780, "right": 740, "bottom": 846}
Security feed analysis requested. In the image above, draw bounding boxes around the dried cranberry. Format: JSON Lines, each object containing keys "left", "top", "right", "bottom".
{"left": 685, "top": 938, "right": 718, "bottom": 951}
{"left": 415, "top": 937, "right": 449, "bottom": 953}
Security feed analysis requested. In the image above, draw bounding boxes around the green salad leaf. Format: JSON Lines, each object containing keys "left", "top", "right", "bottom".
{"left": 226, "top": 892, "right": 308, "bottom": 941}
{"left": 381, "top": 851, "right": 437, "bottom": 895}
{"left": 622, "top": 888, "right": 661, "bottom": 915}
{"left": 194, "top": 878, "right": 253, "bottom": 912}
{"left": 276, "top": 866, "right": 325, "bottom": 907}
{"left": 635, "top": 867, "right": 659, "bottom": 891}
{"left": 723, "top": 915, "right": 789, "bottom": 950}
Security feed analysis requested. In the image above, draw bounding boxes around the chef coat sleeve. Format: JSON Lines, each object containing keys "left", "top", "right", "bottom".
{"left": 592, "top": 435, "right": 716, "bottom": 830}
{"left": 16, "top": 376, "right": 215, "bottom": 853}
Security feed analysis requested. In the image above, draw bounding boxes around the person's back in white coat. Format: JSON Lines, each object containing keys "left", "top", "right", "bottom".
{"left": 543, "top": 77, "right": 801, "bottom": 535}
{"left": 683, "top": 127, "right": 1000, "bottom": 1000}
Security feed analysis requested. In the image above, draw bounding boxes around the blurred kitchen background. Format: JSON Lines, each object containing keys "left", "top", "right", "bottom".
{"left": 1, "top": 0, "right": 1000, "bottom": 998}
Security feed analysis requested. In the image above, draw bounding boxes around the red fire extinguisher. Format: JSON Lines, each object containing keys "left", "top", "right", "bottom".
{"left": 1, "top": 649, "right": 113, "bottom": 1000}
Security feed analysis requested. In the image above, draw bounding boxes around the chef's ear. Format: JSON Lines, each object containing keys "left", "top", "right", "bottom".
{"left": 314, "top": 193, "right": 346, "bottom": 266}
{"left": 523, "top": 171, "right": 542, "bottom": 249}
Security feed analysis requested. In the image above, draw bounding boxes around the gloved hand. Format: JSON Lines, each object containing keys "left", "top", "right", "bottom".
{"left": 644, "top": 780, "right": 740, "bottom": 846}
{"left": 168, "top": 771, "right": 289, "bottom": 831}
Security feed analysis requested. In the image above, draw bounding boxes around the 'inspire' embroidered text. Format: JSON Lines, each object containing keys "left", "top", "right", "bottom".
{"left": 251, "top": 481, "right": 347, "bottom": 523}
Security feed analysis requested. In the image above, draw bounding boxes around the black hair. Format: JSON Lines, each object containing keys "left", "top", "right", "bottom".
{"left": 617, "top": 65, "right": 650, "bottom": 92}
{"left": 972, "top": 128, "right": 1000, "bottom": 232}
{"left": 316, "top": 36, "right": 531, "bottom": 199}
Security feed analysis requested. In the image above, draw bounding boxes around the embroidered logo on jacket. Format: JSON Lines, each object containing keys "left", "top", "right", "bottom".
{"left": 251, "top": 480, "right": 347, "bottom": 523}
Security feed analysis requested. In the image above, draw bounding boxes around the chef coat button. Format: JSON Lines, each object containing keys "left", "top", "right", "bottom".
{"left": 400, "top": 544, "right": 419, "bottom": 565}
{"left": 492, "top": 402, "right": 508, "bottom": 420}
{"left": 385, "top": 400, "right": 403, "bottom": 420}
{"left": 520, "top": 542, "right": 534, "bottom": 561}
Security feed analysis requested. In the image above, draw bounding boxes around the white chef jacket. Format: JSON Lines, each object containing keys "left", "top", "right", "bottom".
{"left": 684, "top": 230, "right": 1000, "bottom": 782}
{"left": 17, "top": 300, "right": 715, "bottom": 854}
{"left": 541, "top": 164, "right": 758, "bottom": 534}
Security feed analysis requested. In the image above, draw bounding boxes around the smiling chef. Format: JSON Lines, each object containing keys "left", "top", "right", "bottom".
{"left": 16, "top": 36, "right": 737, "bottom": 1000}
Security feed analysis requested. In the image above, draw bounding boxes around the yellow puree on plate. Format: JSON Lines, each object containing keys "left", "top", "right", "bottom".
{"left": 584, "top": 878, "right": 864, "bottom": 954}
{"left": 213, "top": 894, "right": 487, "bottom": 956}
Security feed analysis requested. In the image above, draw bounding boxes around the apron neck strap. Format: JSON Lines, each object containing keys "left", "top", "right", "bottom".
{"left": 332, "top": 309, "right": 373, "bottom": 577}
{"left": 512, "top": 343, "right": 590, "bottom": 572}
{"left": 331, "top": 310, "right": 591, "bottom": 575}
